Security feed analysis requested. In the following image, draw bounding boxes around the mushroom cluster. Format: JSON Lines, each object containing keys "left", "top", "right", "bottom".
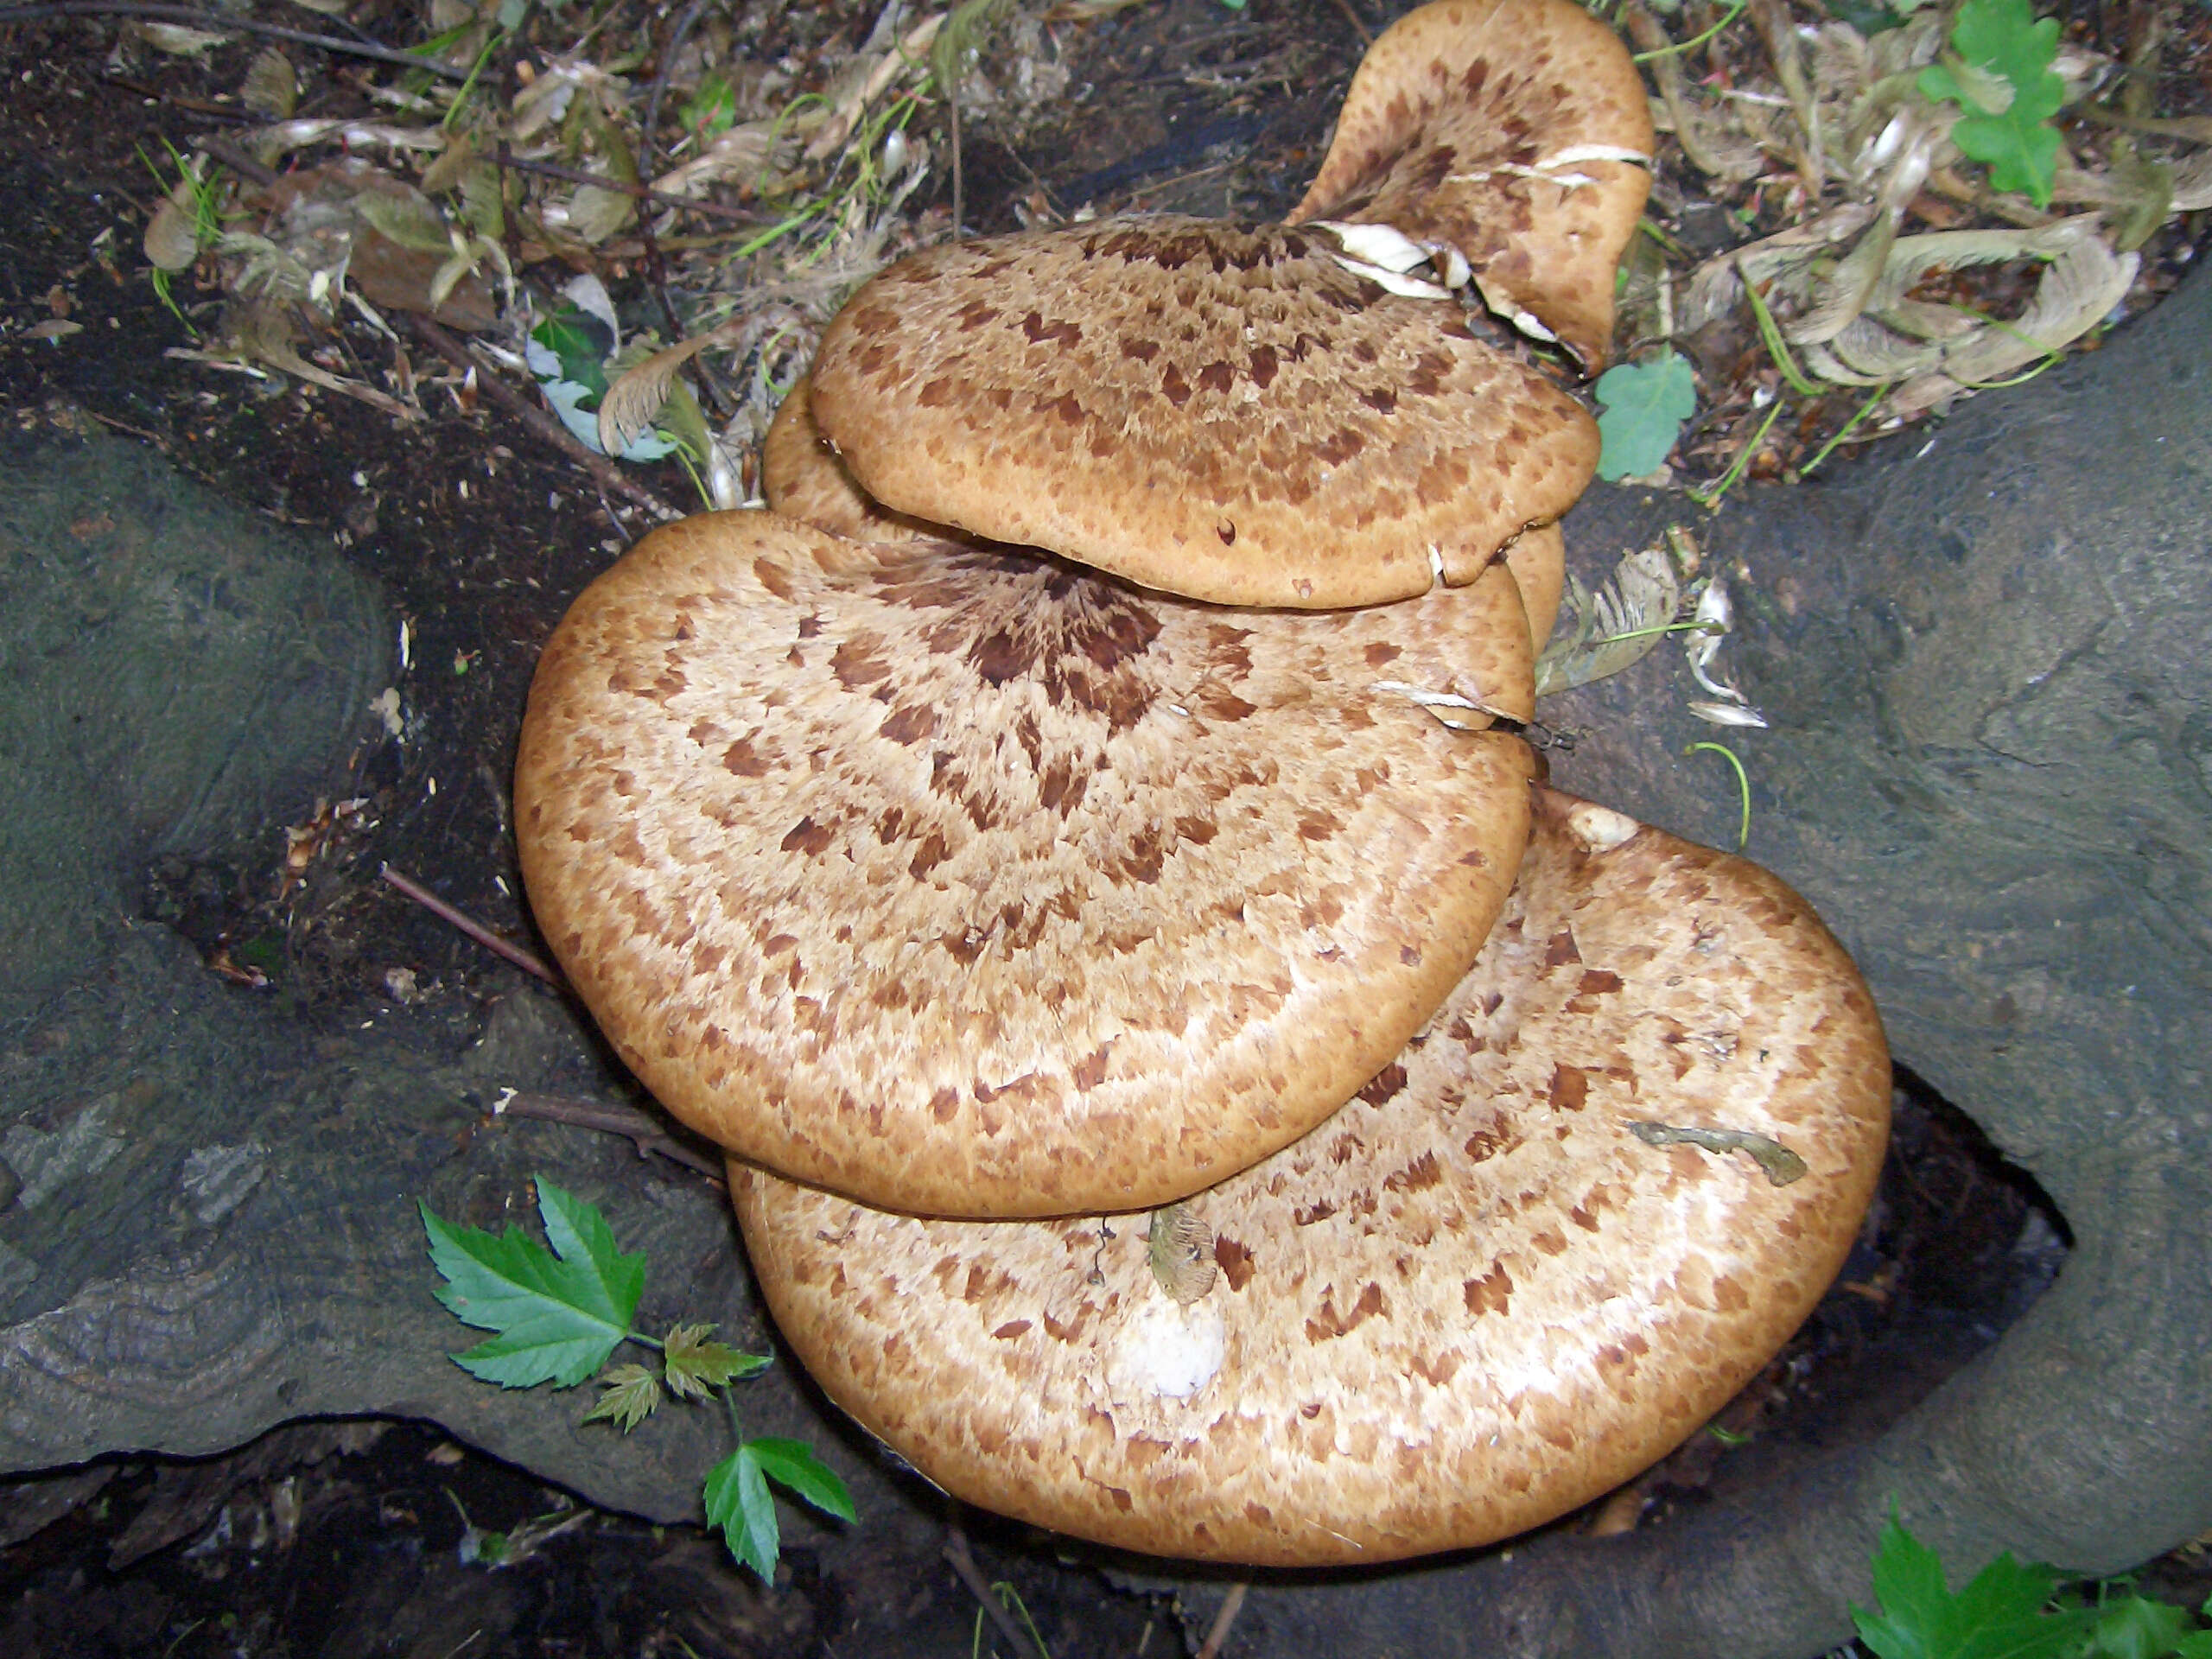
{"left": 516, "top": 0, "right": 1890, "bottom": 1566}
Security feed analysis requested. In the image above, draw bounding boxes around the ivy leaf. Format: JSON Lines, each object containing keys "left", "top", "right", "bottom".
{"left": 581, "top": 1362, "right": 664, "bottom": 1431}
{"left": 419, "top": 1178, "right": 644, "bottom": 1389}
{"left": 1853, "top": 1514, "right": 2100, "bottom": 1659}
{"left": 1918, "top": 0, "right": 2063, "bottom": 206}
{"left": 662, "top": 1322, "right": 771, "bottom": 1402}
{"left": 1594, "top": 351, "right": 1697, "bottom": 481}
{"left": 703, "top": 1439, "right": 855, "bottom": 1583}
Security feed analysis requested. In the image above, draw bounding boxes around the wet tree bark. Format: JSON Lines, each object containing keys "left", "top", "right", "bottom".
{"left": 1221, "top": 253, "right": 2212, "bottom": 1656}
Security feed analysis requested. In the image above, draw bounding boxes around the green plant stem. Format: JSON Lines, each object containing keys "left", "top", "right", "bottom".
{"left": 1630, "top": 0, "right": 1747, "bottom": 62}
{"left": 1740, "top": 276, "right": 1821, "bottom": 397}
{"left": 1687, "top": 741, "right": 1752, "bottom": 851}
{"left": 1802, "top": 381, "right": 1891, "bottom": 475}
{"left": 1690, "top": 397, "right": 1785, "bottom": 509}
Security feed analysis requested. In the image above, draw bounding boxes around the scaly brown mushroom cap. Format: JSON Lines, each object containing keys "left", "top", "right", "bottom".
{"left": 733, "top": 787, "right": 1891, "bottom": 1564}
{"left": 761, "top": 374, "right": 938, "bottom": 547}
{"left": 771, "top": 370, "right": 1568, "bottom": 651}
{"left": 1288, "top": 0, "right": 1655, "bottom": 371}
{"left": 809, "top": 218, "right": 1598, "bottom": 610}
{"left": 516, "top": 510, "right": 1537, "bottom": 1218}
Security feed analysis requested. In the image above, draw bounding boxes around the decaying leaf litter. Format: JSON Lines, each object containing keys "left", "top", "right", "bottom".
{"left": 100, "top": 0, "right": 2212, "bottom": 719}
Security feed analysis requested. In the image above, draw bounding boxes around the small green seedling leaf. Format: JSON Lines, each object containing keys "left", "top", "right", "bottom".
{"left": 1594, "top": 351, "right": 1697, "bottom": 480}
{"left": 1853, "top": 1513, "right": 2100, "bottom": 1659}
{"left": 581, "top": 1362, "right": 664, "bottom": 1431}
{"left": 705, "top": 1438, "right": 855, "bottom": 1584}
{"left": 662, "top": 1322, "right": 771, "bottom": 1402}
{"left": 420, "top": 1178, "right": 644, "bottom": 1389}
{"left": 1918, "top": 0, "right": 2063, "bottom": 207}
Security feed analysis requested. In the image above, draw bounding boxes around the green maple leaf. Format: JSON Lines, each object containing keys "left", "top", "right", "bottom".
{"left": 1594, "top": 351, "right": 1698, "bottom": 481}
{"left": 662, "top": 1321, "right": 771, "bottom": 1402}
{"left": 420, "top": 1178, "right": 645, "bottom": 1389}
{"left": 1918, "top": 0, "right": 2064, "bottom": 206}
{"left": 704, "top": 1438, "right": 855, "bottom": 1583}
{"left": 1853, "top": 1514, "right": 2100, "bottom": 1659}
{"left": 581, "top": 1362, "right": 664, "bottom": 1431}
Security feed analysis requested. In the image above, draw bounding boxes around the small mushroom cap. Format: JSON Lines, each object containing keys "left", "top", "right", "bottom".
{"left": 762, "top": 374, "right": 939, "bottom": 547}
{"left": 517, "top": 511, "right": 1537, "bottom": 1218}
{"left": 733, "top": 787, "right": 1891, "bottom": 1564}
{"left": 1501, "top": 520, "right": 1564, "bottom": 647}
{"left": 809, "top": 218, "right": 1599, "bottom": 609}
{"left": 1288, "top": 0, "right": 1655, "bottom": 371}
{"left": 773, "top": 368, "right": 1569, "bottom": 651}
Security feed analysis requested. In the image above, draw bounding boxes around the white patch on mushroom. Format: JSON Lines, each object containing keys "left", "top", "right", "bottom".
{"left": 1565, "top": 800, "right": 1641, "bottom": 853}
{"left": 1307, "top": 220, "right": 1456, "bottom": 300}
{"left": 1105, "top": 1295, "right": 1226, "bottom": 1402}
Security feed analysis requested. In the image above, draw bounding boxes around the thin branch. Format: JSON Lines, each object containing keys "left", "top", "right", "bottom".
{"left": 1197, "top": 1582, "right": 1249, "bottom": 1659}
{"left": 401, "top": 313, "right": 683, "bottom": 523}
{"left": 0, "top": 3, "right": 473, "bottom": 79}
{"left": 489, "top": 149, "right": 770, "bottom": 226}
{"left": 379, "top": 863, "right": 563, "bottom": 988}
{"left": 497, "top": 1091, "right": 725, "bottom": 1185}
{"left": 943, "top": 1521, "right": 1046, "bottom": 1659}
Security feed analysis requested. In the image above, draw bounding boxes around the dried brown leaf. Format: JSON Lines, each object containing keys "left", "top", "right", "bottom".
{"left": 241, "top": 48, "right": 296, "bottom": 119}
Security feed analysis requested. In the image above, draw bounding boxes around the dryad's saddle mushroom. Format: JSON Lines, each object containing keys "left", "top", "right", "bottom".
{"left": 1288, "top": 0, "right": 1656, "bottom": 371}
{"left": 515, "top": 511, "right": 1535, "bottom": 1218}
{"left": 734, "top": 791, "right": 1891, "bottom": 1564}
{"left": 512, "top": 0, "right": 1887, "bottom": 1571}
{"left": 807, "top": 219, "right": 1598, "bottom": 609}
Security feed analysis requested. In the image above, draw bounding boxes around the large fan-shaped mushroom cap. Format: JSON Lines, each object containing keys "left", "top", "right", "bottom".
{"left": 1288, "top": 0, "right": 1655, "bottom": 371}
{"left": 516, "top": 511, "right": 1537, "bottom": 1218}
{"left": 733, "top": 788, "right": 1891, "bottom": 1563}
{"left": 770, "top": 369, "right": 1569, "bottom": 651}
{"left": 808, "top": 218, "right": 1598, "bottom": 610}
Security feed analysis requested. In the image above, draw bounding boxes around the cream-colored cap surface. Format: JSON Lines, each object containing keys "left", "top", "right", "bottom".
{"left": 809, "top": 218, "right": 1597, "bottom": 609}
{"left": 1289, "top": 0, "right": 1655, "bottom": 371}
{"left": 734, "top": 787, "right": 1891, "bottom": 1563}
{"left": 517, "top": 511, "right": 1536, "bottom": 1218}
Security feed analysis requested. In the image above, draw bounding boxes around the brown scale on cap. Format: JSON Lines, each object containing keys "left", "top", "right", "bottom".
{"left": 733, "top": 788, "right": 1891, "bottom": 1564}
{"left": 1288, "top": 0, "right": 1656, "bottom": 371}
{"left": 808, "top": 218, "right": 1597, "bottom": 611}
{"left": 761, "top": 374, "right": 941, "bottom": 548}
{"left": 772, "top": 367, "right": 1570, "bottom": 653}
{"left": 516, "top": 511, "right": 1538, "bottom": 1219}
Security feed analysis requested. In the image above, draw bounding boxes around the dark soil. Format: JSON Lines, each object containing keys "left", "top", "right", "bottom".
{"left": 2, "top": 2, "right": 2202, "bottom": 1654}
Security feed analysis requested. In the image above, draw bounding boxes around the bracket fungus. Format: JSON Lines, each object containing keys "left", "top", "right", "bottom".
{"left": 1287, "top": 0, "right": 1656, "bottom": 371}
{"left": 515, "top": 511, "right": 1536, "bottom": 1218}
{"left": 807, "top": 218, "right": 1598, "bottom": 610}
{"left": 510, "top": 0, "right": 1890, "bottom": 1572}
{"left": 733, "top": 790, "right": 1890, "bottom": 1565}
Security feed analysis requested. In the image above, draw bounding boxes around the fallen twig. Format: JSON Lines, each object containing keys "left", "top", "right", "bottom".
{"left": 379, "top": 863, "right": 563, "bottom": 988}
{"left": 944, "top": 1520, "right": 1046, "bottom": 1659}
{"left": 1197, "top": 1582, "right": 1248, "bottom": 1659}
{"left": 495, "top": 1090, "right": 724, "bottom": 1185}
{"left": 489, "top": 149, "right": 770, "bottom": 226}
{"left": 0, "top": 2, "right": 473, "bottom": 78}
